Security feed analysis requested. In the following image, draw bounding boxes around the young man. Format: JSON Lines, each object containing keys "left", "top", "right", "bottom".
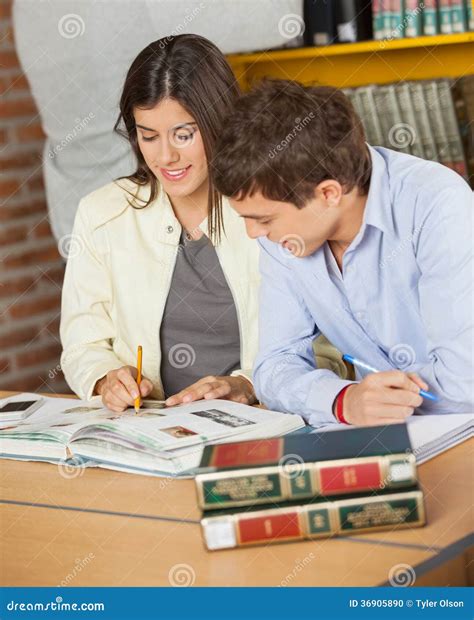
{"left": 211, "top": 79, "right": 473, "bottom": 427}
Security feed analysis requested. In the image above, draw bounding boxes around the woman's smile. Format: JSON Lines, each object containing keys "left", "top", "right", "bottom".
{"left": 159, "top": 164, "right": 192, "bottom": 182}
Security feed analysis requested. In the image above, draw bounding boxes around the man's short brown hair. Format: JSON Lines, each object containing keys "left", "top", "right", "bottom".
{"left": 211, "top": 79, "right": 371, "bottom": 207}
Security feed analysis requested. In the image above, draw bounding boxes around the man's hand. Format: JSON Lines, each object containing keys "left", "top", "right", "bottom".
{"left": 94, "top": 366, "right": 153, "bottom": 413}
{"left": 341, "top": 371, "right": 428, "bottom": 426}
{"left": 165, "top": 375, "right": 256, "bottom": 407}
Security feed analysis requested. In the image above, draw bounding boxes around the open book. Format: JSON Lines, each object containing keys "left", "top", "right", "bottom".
{"left": 0, "top": 393, "right": 305, "bottom": 476}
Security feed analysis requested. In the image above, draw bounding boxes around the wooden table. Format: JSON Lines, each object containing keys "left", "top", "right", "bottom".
{"left": 1, "top": 391, "right": 472, "bottom": 587}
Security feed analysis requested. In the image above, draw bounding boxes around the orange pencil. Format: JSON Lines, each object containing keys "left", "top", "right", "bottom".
{"left": 134, "top": 345, "right": 142, "bottom": 413}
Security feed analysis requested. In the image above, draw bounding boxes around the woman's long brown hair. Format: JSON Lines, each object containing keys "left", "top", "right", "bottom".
{"left": 114, "top": 34, "right": 240, "bottom": 243}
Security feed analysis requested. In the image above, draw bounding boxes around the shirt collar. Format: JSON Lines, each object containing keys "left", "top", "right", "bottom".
{"left": 362, "top": 145, "right": 394, "bottom": 236}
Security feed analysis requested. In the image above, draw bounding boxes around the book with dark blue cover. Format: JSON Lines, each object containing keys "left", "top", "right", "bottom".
{"left": 304, "top": 0, "right": 338, "bottom": 46}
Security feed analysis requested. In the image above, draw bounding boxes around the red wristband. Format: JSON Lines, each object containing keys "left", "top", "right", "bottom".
{"left": 334, "top": 385, "right": 351, "bottom": 425}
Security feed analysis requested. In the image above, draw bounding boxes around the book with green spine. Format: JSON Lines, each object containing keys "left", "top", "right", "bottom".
{"left": 451, "top": 0, "right": 468, "bottom": 30}
{"left": 381, "top": 0, "right": 393, "bottom": 36}
{"left": 423, "top": 0, "right": 439, "bottom": 33}
{"left": 405, "top": 0, "right": 423, "bottom": 35}
{"left": 391, "top": 0, "right": 406, "bottom": 37}
{"left": 196, "top": 424, "right": 417, "bottom": 511}
{"left": 372, "top": 0, "right": 385, "bottom": 38}
{"left": 201, "top": 486, "right": 425, "bottom": 550}
{"left": 439, "top": 0, "right": 454, "bottom": 32}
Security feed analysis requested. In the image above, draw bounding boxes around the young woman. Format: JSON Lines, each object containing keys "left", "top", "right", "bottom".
{"left": 60, "top": 34, "right": 346, "bottom": 413}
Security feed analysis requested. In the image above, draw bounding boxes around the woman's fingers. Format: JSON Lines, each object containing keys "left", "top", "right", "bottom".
{"left": 99, "top": 366, "right": 154, "bottom": 412}
{"left": 139, "top": 378, "right": 153, "bottom": 397}
{"left": 110, "top": 379, "right": 135, "bottom": 407}
{"left": 182, "top": 382, "right": 221, "bottom": 403}
{"left": 165, "top": 376, "right": 255, "bottom": 407}
{"left": 166, "top": 379, "right": 222, "bottom": 406}
{"left": 117, "top": 367, "right": 140, "bottom": 400}
{"left": 203, "top": 383, "right": 232, "bottom": 400}
{"left": 103, "top": 391, "right": 129, "bottom": 412}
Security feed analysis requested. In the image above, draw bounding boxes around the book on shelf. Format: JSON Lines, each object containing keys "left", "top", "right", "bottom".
{"left": 422, "top": 79, "right": 455, "bottom": 169}
{"left": 381, "top": 0, "right": 393, "bottom": 37}
{"left": 201, "top": 486, "right": 425, "bottom": 550}
{"left": 195, "top": 424, "right": 416, "bottom": 511}
{"left": 334, "top": 0, "right": 374, "bottom": 42}
{"left": 439, "top": 0, "right": 454, "bottom": 32}
{"left": 0, "top": 392, "right": 304, "bottom": 477}
{"left": 372, "top": 0, "right": 385, "bottom": 38}
{"left": 303, "top": 0, "right": 338, "bottom": 46}
{"left": 390, "top": 0, "right": 406, "bottom": 38}
{"left": 408, "top": 80, "right": 439, "bottom": 161}
{"left": 451, "top": 0, "right": 468, "bottom": 31}
{"left": 423, "top": 0, "right": 439, "bottom": 34}
{"left": 394, "top": 82, "right": 426, "bottom": 158}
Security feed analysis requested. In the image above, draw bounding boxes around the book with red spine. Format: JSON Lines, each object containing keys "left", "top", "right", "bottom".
{"left": 196, "top": 424, "right": 417, "bottom": 510}
{"left": 201, "top": 487, "right": 425, "bottom": 550}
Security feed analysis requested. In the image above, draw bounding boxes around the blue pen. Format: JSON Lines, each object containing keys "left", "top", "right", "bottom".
{"left": 342, "top": 354, "right": 439, "bottom": 402}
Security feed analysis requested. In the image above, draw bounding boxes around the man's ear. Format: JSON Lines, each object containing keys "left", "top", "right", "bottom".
{"left": 315, "top": 180, "right": 343, "bottom": 208}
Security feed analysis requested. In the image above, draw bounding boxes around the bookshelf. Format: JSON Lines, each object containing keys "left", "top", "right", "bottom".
{"left": 227, "top": 33, "right": 474, "bottom": 89}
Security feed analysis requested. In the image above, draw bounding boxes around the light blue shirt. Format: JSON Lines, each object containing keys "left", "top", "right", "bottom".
{"left": 254, "top": 146, "right": 474, "bottom": 426}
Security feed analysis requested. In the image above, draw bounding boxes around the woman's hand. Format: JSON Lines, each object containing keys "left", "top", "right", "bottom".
{"left": 94, "top": 365, "right": 153, "bottom": 412}
{"left": 165, "top": 375, "right": 256, "bottom": 407}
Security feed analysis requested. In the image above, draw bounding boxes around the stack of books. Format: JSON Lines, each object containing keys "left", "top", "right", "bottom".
{"left": 195, "top": 424, "right": 426, "bottom": 550}
{"left": 343, "top": 77, "right": 474, "bottom": 186}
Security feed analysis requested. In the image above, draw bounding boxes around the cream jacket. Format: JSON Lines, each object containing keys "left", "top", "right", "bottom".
{"left": 60, "top": 179, "right": 262, "bottom": 401}
{"left": 60, "top": 179, "right": 348, "bottom": 401}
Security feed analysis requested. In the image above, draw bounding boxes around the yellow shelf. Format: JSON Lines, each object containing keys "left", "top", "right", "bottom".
{"left": 227, "top": 33, "right": 474, "bottom": 89}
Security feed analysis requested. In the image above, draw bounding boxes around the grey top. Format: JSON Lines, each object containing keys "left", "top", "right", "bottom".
{"left": 160, "top": 232, "right": 240, "bottom": 397}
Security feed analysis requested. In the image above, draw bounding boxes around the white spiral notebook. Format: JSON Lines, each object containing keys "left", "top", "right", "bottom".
{"left": 311, "top": 412, "right": 474, "bottom": 464}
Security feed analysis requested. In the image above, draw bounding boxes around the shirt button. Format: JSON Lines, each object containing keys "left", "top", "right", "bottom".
{"left": 166, "top": 226, "right": 174, "bottom": 234}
